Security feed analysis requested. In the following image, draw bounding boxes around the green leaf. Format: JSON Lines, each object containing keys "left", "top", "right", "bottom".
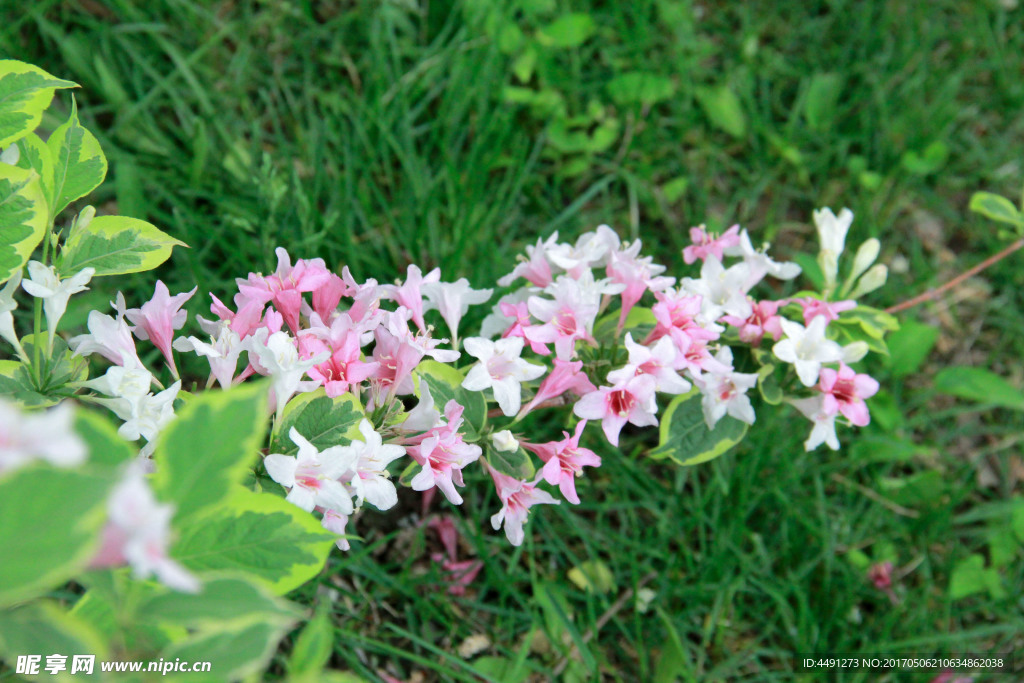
{"left": 987, "top": 521, "right": 1018, "bottom": 569}
{"left": 900, "top": 140, "right": 949, "bottom": 176}
{"left": 171, "top": 489, "right": 336, "bottom": 595}
{"left": 567, "top": 560, "right": 614, "bottom": 594}
{"left": 487, "top": 446, "right": 535, "bottom": 480}
{"left": 607, "top": 72, "right": 676, "bottom": 106}
{"left": 15, "top": 132, "right": 55, "bottom": 211}
{"left": 969, "top": 191, "right": 1023, "bottom": 228}
{"left": 834, "top": 305, "right": 899, "bottom": 341}
{"left": 59, "top": 214, "right": 186, "bottom": 277}
{"left": 933, "top": 366, "right": 1024, "bottom": 411}
{"left": 803, "top": 72, "right": 843, "bottom": 132}
{"left": 139, "top": 576, "right": 301, "bottom": 628}
{"left": 694, "top": 85, "right": 747, "bottom": 138}
{"left": 0, "top": 60, "right": 77, "bottom": 149}
{"left": 415, "top": 360, "right": 487, "bottom": 440}
{"left": 884, "top": 319, "right": 939, "bottom": 378}
{"left": 0, "top": 162, "right": 48, "bottom": 284}
{"left": 653, "top": 607, "right": 693, "bottom": 683}
{"left": 269, "top": 389, "right": 364, "bottom": 454}
{"left": 288, "top": 606, "right": 335, "bottom": 678}
{"left": 47, "top": 99, "right": 107, "bottom": 216}
{"left": 0, "top": 465, "right": 112, "bottom": 607}
{"left": 647, "top": 390, "right": 747, "bottom": 466}
{"left": 497, "top": 23, "right": 525, "bottom": 54}
{"left": 949, "top": 554, "right": 1005, "bottom": 600}
{"left": 0, "top": 601, "right": 108, "bottom": 667}
{"left": 592, "top": 306, "right": 656, "bottom": 346}
{"left": 512, "top": 45, "right": 538, "bottom": 83}
{"left": 75, "top": 408, "right": 136, "bottom": 468}
{"left": 877, "top": 470, "right": 944, "bottom": 507}
{"left": 153, "top": 382, "right": 268, "bottom": 523}
{"left": 536, "top": 13, "right": 595, "bottom": 48}
{"left": 161, "top": 618, "right": 294, "bottom": 682}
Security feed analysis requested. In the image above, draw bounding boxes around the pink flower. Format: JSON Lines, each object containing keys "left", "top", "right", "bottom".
{"left": 209, "top": 293, "right": 265, "bottom": 338}
{"left": 573, "top": 374, "right": 658, "bottom": 446}
{"left": 648, "top": 289, "right": 720, "bottom": 346}
{"left": 238, "top": 248, "right": 332, "bottom": 333}
{"left": 488, "top": 469, "right": 560, "bottom": 546}
{"left": 311, "top": 272, "right": 352, "bottom": 321}
{"left": 868, "top": 561, "right": 893, "bottom": 590}
{"left": 818, "top": 363, "right": 879, "bottom": 427}
{"left": 380, "top": 264, "right": 441, "bottom": 332}
{"left": 524, "top": 278, "right": 599, "bottom": 360}
{"left": 428, "top": 516, "right": 483, "bottom": 595}
{"left": 498, "top": 233, "right": 559, "bottom": 288}
{"left": 682, "top": 224, "right": 741, "bottom": 264}
{"left": 520, "top": 358, "right": 596, "bottom": 417}
{"left": 721, "top": 299, "right": 785, "bottom": 345}
{"left": 693, "top": 346, "right": 758, "bottom": 428}
{"left": 70, "top": 295, "right": 143, "bottom": 368}
{"left": 522, "top": 421, "right": 601, "bottom": 504}
{"left": 321, "top": 508, "right": 352, "bottom": 551}
{"left": 408, "top": 400, "right": 483, "bottom": 505}
{"left": 499, "top": 300, "right": 550, "bottom": 355}
{"left": 299, "top": 331, "right": 379, "bottom": 398}
{"left": 125, "top": 281, "right": 196, "bottom": 377}
{"left": 795, "top": 297, "right": 857, "bottom": 325}
{"left": 605, "top": 247, "right": 674, "bottom": 326}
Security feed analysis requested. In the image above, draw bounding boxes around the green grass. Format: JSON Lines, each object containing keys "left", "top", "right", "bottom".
{"left": 3, "top": 0, "right": 1024, "bottom": 680}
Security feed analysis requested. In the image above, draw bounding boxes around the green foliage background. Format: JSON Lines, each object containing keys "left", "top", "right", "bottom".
{"left": 2, "top": 0, "right": 1023, "bottom": 680}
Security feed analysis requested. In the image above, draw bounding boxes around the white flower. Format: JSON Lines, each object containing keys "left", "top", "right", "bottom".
{"left": 248, "top": 330, "right": 328, "bottom": 420}
{"left": 400, "top": 382, "right": 441, "bottom": 433}
{"left": 606, "top": 333, "right": 691, "bottom": 395}
{"left": 101, "top": 465, "right": 200, "bottom": 592}
{"left": 546, "top": 231, "right": 611, "bottom": 272}
{"left": 173, "top": 318, "right": 246, "bottom": 390}
{"left": 20, "top": 262, "right": 95, "bottom": 349}
{"left": 724, "top": 229, "right": 801, "bottom": 285}
{"left": 85, "top": 365, "right": 154, "bottom": 406}
{"left": 814, "top": 207, "right": 854, "bottom": 289}
{"left": 422, "top": 278, "right": 492, "bottom": 343}
{"left": 693, "top": 346, "right": 758, "bottom": 428}
{"left": 343, "top": 419, "right": 406, "bottom": 511}
{"left": 264, "top": 427, "right": 357, "bottom": 514}
{"left": 113, "top": 381, "right": 181, "bottom": 445}
{"left": 70, "top": 305, "right": 143, "bottom": 369}
{"left": 0, "top": 399, "right": 87, "bottom": 472}
{"left": 491, "top": 430, "right": 520, "bottom": 452}
{"left": 789, "top": 395, "right": 840, "bottom": 451}
{"left": 461, "top": 337, "right": 545, "bottom": 416}
{"left": 680, "top": 256, "right": 753, "bottom": 321}
{"left": 0, "top": 270, "right": 26, "bottom": 360}
{"left": 772, "top": 316, "right": 843, "bottom": 387}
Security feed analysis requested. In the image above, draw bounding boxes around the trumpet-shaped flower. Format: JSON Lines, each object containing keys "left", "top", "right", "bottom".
{"left": 342, "top": 419, "right": 406, "bottom": 511}
{"left": 408, "top": 401, "right": 482, "bottom": 505}
{"left": 573, "top": 374, "right": 658, "bottom": 446}
{"left": 520, "top": 358, "right": 596, "bottom": 416}
{"left": 789, "top": 395, "right": 840, "bottom": 451}
{"left": 321, "top": 508, "right": 352, "bottom": 551}
{"left": 522, "top": 421, "right": 601, "bottom": 504}
{"left": 91, "top": 465, "right": 200, "bottom": 592}
{"left": 248, "top": 330, "right": 328, "bottom": 419}
{"left": 607, "top": 333, "right": 691, "bottom": 395}
{"left": 680, "top": 256, "right": 753, "bottom": 321}
{"left": 70, "top": 302, "right": 143, "bottom": 369}
{"left": 794, "top": 297, "right": 857, "bottom": 326}
{"left": 125, "top": 281, "right": 197, "bottom": 377}
{"left": 298, "top": 332, "right": 378, "bottom": 398}
{"left": 237, "top": 247, "right": 332, "bottom": 333}
{"left": 173, "top": 320, "right": 246, "bottom": 390}
{"left": 380, "top": 264, "right": 441, "bottom": 332}
{"left": 461, "top": 337, "right": 545, "bottom": 416}
{"left": 693, "top": 347, "right": 758, "bottom": 428}
{"left": 21, "top": 262, "right": 94, "bottom": 349}
{"left": 772, "top": 316, "right": 843, "bottom": 387}
{"left": 723, "top": 229, "right": 801, "bottom": 284}
{"left": 264, "top": 427, "right": 358, "bottom": 514}
{"left": 488, "top": 470, "right": 559, "bottom": 546}
{"left": 498, "top": 233, "right": 559, "bottom": 287}
{"left": 423, "top": 278, "right": 493, "bottom": 343}
{"left": 606, "top": 247, "right": 674, "bottom": 325}
{"left": 682, "top": 224, "right": 741, "bottom": 264}
{"left": 0, "top": 399, "right": 87, "bottom": 472}
{"left": 721, "top": 299, "right": 785, "bottom": 345}
{"left": 819, "top": 363, "right": 879, "bottom": 426}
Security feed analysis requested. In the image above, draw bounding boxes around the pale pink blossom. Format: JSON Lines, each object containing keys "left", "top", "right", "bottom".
{"left": 321, "top": 508, "right": 352, "bottom": 551}
{"left": 789, "top": 395, "right": 840, "bottom": 451}
{"left": 422, "top": 278, "right": 492, "bottom": 342}
{"left": 522, "top": 421, "right": 601, "bottom": 504}
{"left": 524, "top": 277, "right": 600, "bottom": 360}
{"left": 209, "top": 293, "right": 265, "bottom": 338}
{"left": 499, "top": 300, "right": 550, "bottom": 355}
{"left": 607, "top": 333, "right": 690, "bottom": 395}
{"left": 498, "top": 233, "right": 560, "bottom": 288}
{"left": 70, "top": 296, "right": 143, "bottom": 368}
{"left": 125, "top": 281, "right": 196, "bottom": 377}
{"left": 573, "top": 374, "right": 658, "bottom": 446}
{"left": 380, "top": 264, "right": 441, "bottom": 332}
{"left": 605, "top": 246, "right": 674, "bottom": 325}
{"left": 795, "top": 297, "right": 857, "bottom": 325}
{"left": 462, "top": 337, "right": 545, "bottom": 416}
{"left": 649, "top": 289, "right": 720, "bottom": 346}
{"left": 693, "top": 347, "right": 758, "bottom": 428}
{"left": 818, "top": 363, "right": 879, "bottom": 427}
{"left": 489, "top": 469, "right": 559, "bottom": 546}
{"left": 682, "top": 224, "right": 741, "bottom": 264}
{"left": 264, "top": 427, "right": 357, "bottom": 514}
{"left": 311, "top": 272, "right": 352, "bottom": 321}
{"left": 408, "top": 401, "right": 482, "bottom": 505}
{"left": 0, "top": 399, "right": 87, "bottom": 472}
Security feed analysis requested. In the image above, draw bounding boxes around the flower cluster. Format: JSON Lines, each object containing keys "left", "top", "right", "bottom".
{"left": 54, "top": 208, "right": 887, "bottom": 553}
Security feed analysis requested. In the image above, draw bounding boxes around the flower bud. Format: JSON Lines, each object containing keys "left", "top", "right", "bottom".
{"left": 850, "top": 238, "right": 880, "bottom": 282}
{"left": 491, "top": 430, "right": 519, "bottom": 453}
{"left": 78, "top": 205, "right": 96, "bottom": 231}
{"left": 849, "top": 264, "right": 888, "bottom": 299}
{"left": 842, "top": 341, "right": 869, "bottom": 364}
